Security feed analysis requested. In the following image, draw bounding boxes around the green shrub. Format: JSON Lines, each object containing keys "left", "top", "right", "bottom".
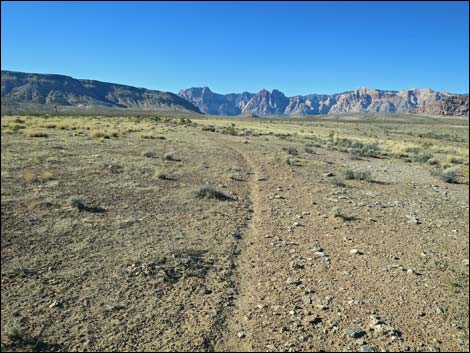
{"left": 411, "top": 151, "right": 433, "bottom": 163}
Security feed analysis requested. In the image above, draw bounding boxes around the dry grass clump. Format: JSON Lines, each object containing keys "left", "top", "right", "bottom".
{"left": 287, "top": 146, "right": 298, "bottom": 156}
{"left": 27, "top": 130, "right": 48, "bottom": 138}
{"left": 195, "top": 186, "right": 233, "bottom": 201}
{"left": 411, "top": 151, "right": 433, "bottom": 163}
{"left": 143, "top": 151, "right": 157, "bottom": 158}
{"left": 447, "top": 155, "right": 466, "bottom": 165}
{"left": 330, "top": 138, "right": 381, "bottom": 158}
{"left": 9, "top": 124, "right": 26, "bottom": 132}
{"left": 67, "top": 195, "right": 105, "bottom": 212}
{"left": 141, "top": 134, "right": 157, "bottom": 139}
{"left": 343, "top": 168, "right": 373, "bottom": 182}
{"left": 156, "top": 170, "right": 170, "bottom": 180}
{"left": 329, "top": 177, "right": 346, "bottom": 187}
{"left": 42, "top": 123, "right": 57, "bottom": 129}
{"left": 431, "top": 167, "right": 460, "bottom": 184}
{"left": 164, "top": 152, "right": 177, "bottom": 161}
{"left": 21, "top": 170, "right": 54, "bottom": 183}
{"left": 90, "top": 130, "right": 110, "bottom": 138}
{"left": 68, "top": 195, "right": 88, "bottom": 211}
{"left": 427, "top": 158, "right": 441, "bottom": 166}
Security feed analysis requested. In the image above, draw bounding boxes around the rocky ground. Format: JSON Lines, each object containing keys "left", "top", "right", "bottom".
{"left": 1, "top": 115, "right": 469, "bottom": 352}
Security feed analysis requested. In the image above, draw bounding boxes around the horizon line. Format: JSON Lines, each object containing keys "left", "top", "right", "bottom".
{"left": 2, "top": 68, "right": 468, "bottom": 97}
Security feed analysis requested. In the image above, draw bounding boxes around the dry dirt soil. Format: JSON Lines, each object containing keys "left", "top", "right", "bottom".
{"left": 1, "top": 115, "right": 469, "bottom": 352}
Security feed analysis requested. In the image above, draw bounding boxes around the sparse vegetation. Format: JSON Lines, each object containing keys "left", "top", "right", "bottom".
{"left": 411, "top": 151, "right": 433, "bottom": 163}
{"left": 448, "top": 156, "right": 466, "bottom": 165}
{"left": 10, "top": 124, "right": 26, "bottom": 132}
{"left": 343, "top": 168, "right": 373, "bottom": 181}
{"left": 195, "top": 186, "right": 233, "bottom": 201}
{"left": 90, "top": 130, "right": 109, "bottom": 138}
{"left": 287, "top": 146, "right": 298, "bottom": 155}
{"left": 427, "top": 158, "right": 441, "bottom": 166}
{"left": 330, "top": 177, "right": 346, "bottom": 187}
{"left": 156, "top": 170, "right": 170, "bottom": 180}
{"left": 143, "top": 151, "right": 157, "bottom": 158}
{"left": 202, "top": 125, "right": 216, "bottom": 132}
{"left": 330, "top": 137, "right": 381, "bottom": 158}
{"left": 68, "top": 195, "right": 88, "bottom": 211}
{"left": 304, "top": 146, "right": 316, "bottom": 154}
{"left": 164, "top": 151, "right": 177, "bottom": 161}
{"left": 432, "top": 167, "right": 460, "bottom": 183}
{"left": 27, "top": 130, "right": 48, "bottom": 137}
{"left": 1, "top": 113, "right": 468, "bottom": 352}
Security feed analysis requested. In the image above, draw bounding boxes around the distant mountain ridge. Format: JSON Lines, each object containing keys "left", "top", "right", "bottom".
{"left": 179, "top": 87, "right": 469, "bottom": 116}
{"left": 1, "top": 70, "right": 201, "bottom": 114}
{"left": 1, "top": 70, "right": 468, "bottom": 116}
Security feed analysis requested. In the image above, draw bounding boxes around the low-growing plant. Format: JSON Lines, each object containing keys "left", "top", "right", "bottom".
{"left": 3, "top": 318, "right": 25, "bottom": 342}
{"left": 411, "top": 151, "right": 433, "bottom": 163}
{"left": 427, "top": 158, "right": 441, "bottom": 166}
{"left": 448, "top": 156, "right": 466, "bottom": 165}
{"left": 195, "top": 186, "right": 233, "bottom": 201}
{"left": 68, "top": 195, "right": 88, "bottom": 211}
{"left": 432, "top": 167, "right": 460, "bottom": 184}
{"left": 10, "top": 124, "right": 26, "bottom": 132}
{"left": 220, "top": 123, "right": 239, "bottom": 135}
{"left": 143, "top": 151, "right": 157, "bottom": 158}
{"left": 330, "top": 177, "right": 346, "bottom": 187}
{"left": 164, "top": 152, "right": 177, "bottom": 161}
{"left": 22, "top": 171, "right": 37, "bottom": 183}
{"left": 202, "top": 125, "right": 216, "bottom": 132}
{"left": 156, "top": 170, "right": 170, "bottom": 180}
{"left": 90, "top": 130, "right": 109, "bottom": 138}
{"left": 27, "top": 130, "right": 48, "bottom": 138}
{"left": 304, "top": 146, "right": 316, "bottom": 154}
{"left": 343, "top": 168, "right": 373, "bottom": 181}
{"left": 67, "top": 195, "right": 105, "bottom": 212}
{"left": 287, "top": 146, "right": 298, "bottom": 155}
{"left": 141, "top": 134, "right": 156, "bottom": 139}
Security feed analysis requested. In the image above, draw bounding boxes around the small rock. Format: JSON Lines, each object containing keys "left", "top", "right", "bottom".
{"left": 345, "top": 327, "right": 366, "bottom": 339}
{"left": 350, "top": 249, "right": 363, "bottom": 255}
{"left": 302, "top": 314, "right": 320, "bottom": 325}
{"left": 360, "top": 344, "right": 378, "bottom": 352}
{"left": 237, "top": 331, "right": 245, "bottom": 338}
{"left": 49, "top": 300, "right": 60, "bottom": 309}
{"left": 287, "top": 277, "right": 301, "bottom": 285}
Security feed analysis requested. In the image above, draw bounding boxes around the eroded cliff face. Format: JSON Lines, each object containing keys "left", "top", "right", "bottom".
{"left": 179, "top": 86, "right": 468, "bottom": 116}
{"left": 416, "top": 95, "right": 469, "bottom": 116}
{"left": 1, "top": 70, "right": 201, "bottom": 113}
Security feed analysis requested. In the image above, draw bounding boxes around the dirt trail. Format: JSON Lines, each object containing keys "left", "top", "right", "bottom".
{"left": 212, "top": 138, "right": 263, "bottom": 352}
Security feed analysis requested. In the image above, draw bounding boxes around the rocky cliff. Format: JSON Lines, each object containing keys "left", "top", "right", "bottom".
{"left": 1, "top": 71, "right": 201, "bottom": 114}
{"left": 179, "top": 86, "right": 468, "bottom": 117}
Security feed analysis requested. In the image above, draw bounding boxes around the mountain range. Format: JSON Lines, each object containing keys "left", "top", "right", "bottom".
{"left": 1, "top": 70, "right": 201, "bottom": 114}
{"left": 1, "top": 70, "right": 468, "bottom": 116}
{"left": 179, "top": 87, "right": 469, "bottom": 117}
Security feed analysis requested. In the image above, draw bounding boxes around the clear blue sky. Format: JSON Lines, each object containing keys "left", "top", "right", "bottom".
{"left": 2, "top": 1, "right": 469, "bottom": 95}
